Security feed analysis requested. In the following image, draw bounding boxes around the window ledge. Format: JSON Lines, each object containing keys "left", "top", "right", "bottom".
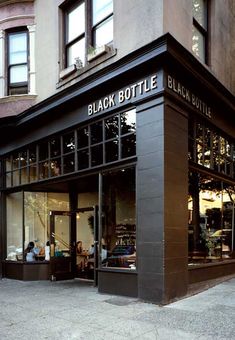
{"left": 57, "top": 45, "right": 117, "bottom": 89}
{"left": 0, "top": 94, "right": 37, "bottom": 103}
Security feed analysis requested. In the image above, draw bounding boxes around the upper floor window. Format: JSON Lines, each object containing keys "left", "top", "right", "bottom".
{"left": 7, "top": 29, "right": 28, "bottom": 95}
{"left": 192, "top": 0, "right": 208, "bottom": 64}
{"left": 63, "top": 0, "right": 113, "bottom": 68}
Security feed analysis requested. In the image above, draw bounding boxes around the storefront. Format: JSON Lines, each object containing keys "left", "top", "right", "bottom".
{"left": 0, "top": 34, "right": 235, "bottom": 304}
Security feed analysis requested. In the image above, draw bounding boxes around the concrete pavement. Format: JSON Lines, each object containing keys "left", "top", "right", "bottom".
{"left": 0, "top": 277, "right": 235, "bottom": 339}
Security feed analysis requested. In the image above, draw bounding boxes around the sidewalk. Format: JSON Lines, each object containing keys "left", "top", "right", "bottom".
{"left": 0, "top": 277, "right": 235, "bottom": 339}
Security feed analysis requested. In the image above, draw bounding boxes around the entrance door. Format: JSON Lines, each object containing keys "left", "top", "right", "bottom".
{"left": 76, "top": 206, "right": 98, "bottom": 285}
{"left": 50, "top": 211, "right": 75, "bottom": 281}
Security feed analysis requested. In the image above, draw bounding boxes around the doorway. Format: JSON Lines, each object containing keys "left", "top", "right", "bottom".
{"left": 76, "top": 206, "right": 98, "bottom": 284}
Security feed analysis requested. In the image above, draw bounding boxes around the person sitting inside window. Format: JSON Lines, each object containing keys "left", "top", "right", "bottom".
{"left": 24, "top": 241, "right": 37, "bottom": 262}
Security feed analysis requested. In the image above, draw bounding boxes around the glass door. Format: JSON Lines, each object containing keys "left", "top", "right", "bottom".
{"left": 50, "top": 211, "right": 75, "bottom": 281}
{"left": 76, "top": 206, "right": 98, "bottom": 284}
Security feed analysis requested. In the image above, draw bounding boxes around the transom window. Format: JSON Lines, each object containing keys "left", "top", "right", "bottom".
{"left": 7, "top": 29, "right": 28, "bottom": 95}
{"left": 3, "top": 108, "right": 136, "bottom": 188}
{"left": 188, "top": 117, "right": 235, "bottom": 178}
{"left": 192, "top": 0, "right": 208, "bottom": 63}
{"left": 63, "top": 0, "right": 113, "bottom": 68}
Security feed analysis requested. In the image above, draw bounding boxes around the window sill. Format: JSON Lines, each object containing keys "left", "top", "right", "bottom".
{"left": 0, "top": 94, "right": 37, "bottom": 103}
{"left": 57, "top": 45, "right": 117, "bottom": 89}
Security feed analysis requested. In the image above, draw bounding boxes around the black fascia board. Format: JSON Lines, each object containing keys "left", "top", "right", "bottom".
{"left": 2, "top": 33, "right": 235, "bottom": 130}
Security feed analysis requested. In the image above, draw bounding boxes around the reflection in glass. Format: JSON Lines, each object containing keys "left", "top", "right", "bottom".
{"left": 5, "top": 157, "right": 12, "bottom": 172}
{"left": 94, "top": 17, "right": 113, "bottom": 47}
{"left": 67, "top": 37, "right": 85, "bottom": 67}
{"left": 105, "top": 115, "right": 119, "bottom": 140}
{"left": 67, "top": 2, "right": 85, "bottom": 42}
{"left": 105, "top": 140, "right": 118, "bottom": 163}
{"left": 188, "top": 172, "right": 234, "bottom": 265}
{"left": 50, "top": 138, "right": 61, "bottom": 158}
{"left": 6, "top": 172, "right": 11, "bottom": 187}
{"left": 192, "top": 0, "right": 207, "bottom": 28}
{"left": 102, "top": 167, "right": 136, "bottom": 269}
{"left": 10, "top": 65, "right": 28, "bottom": 83}
{"left": 92, "top": 0, "right": 113, "bottom": 25}
{"left": 9, "top": 32, "right": 27, "bottom": 64}
{"left": 90, "top": 121, "right": 103, "bottom": 144}
{"left": 91, "top": 145, "right": 103, "bottom": 166}
{"left": 12, "top": 153, "right": 19, "bottom": 169}
{"left": 63, "top": 132, "right": 75, "bottom": 154}
{"left": 63, "top": 154, "right": 75, "bottom": 174}
{"left": 20, "top": 151, "right": 27, "bottom": 167}
{"left": 6, "top": 192, "right": 23, "bottom": 261}
{"left": 121, "top": 135, "right": 136, "bottom": 159}
{"left": 121, "top": 109, "right": 136, "bottom": 135}
{"left": 192, "top": 25, "right": 205, "bottom": 62}
{"left": 77, "top": 126, "right": 89, "bottom": 148}
{"left": 78, "top": 149, "right": 89, "bottom": 170}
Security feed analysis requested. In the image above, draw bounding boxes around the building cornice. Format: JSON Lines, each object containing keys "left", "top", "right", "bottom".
{"left": 0, "top": 14, "right": 34, "bottom": 24}
{"left": 0, "top": 0, "right": 34, "bottom": 8}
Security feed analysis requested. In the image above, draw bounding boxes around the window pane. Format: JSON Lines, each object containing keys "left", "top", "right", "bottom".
{"left": 93, "top": 16, "right": 113, "bottom": 47}
{"left": 24, "top": 192, "right": 49, "bottom": 261}
{"left": 90, "top": 121, "right": 103, "bottom": 144}
{"left": 105, "top": 139, "right": 118, "bottom": 163}
{"left": 39, "top": 141, "right": 49, "bottom": 161}
{"left": 9, "top": 32, "right": 27, "bottom": 64}
{"left": 192, "top": 0, "right": 207, "bottom": 29}
{"left": 10, "top": 65, "right": 28, "bottom": 83}
{"left": 12, "top": 170, "right": 20, "bottom": 187}
{"left": 12, "top": 153, "right": 19, "bottom": 169}
{"left": 6, "top": 172, "right": 12, "bottom": 188}
{"left": 21, "top": 167, "right": 28, "bottom": 185}
{"left": 63, "top": 154, "right": 75, "bottom": 174}
{"left": 63, "top": 132, "right": 75, "bottom": 154}
{"left": 192, "top": 26, "right": 205, "bottom": 62}
{"left": 77, "top": 126, "right": 89, "bottom": 148}
{"left": 102, "top": 167, "right": 136, "bottom": 269}
{"left": 29, "top": 165, "right": 37, "bottom": 182}
{"left": 20, "top": 151, "right": 27, "bottom": 167}
{"left": 121, "top": 109, "right": 136, "bottom": 135}
{"left": 39, "top": 161, "right": 49, "bottom": 180}
{"left": 50, "top": 158, "right": 61, "bottom": 177}
{"left": 50, "top": 138, "right": 61, "bottom": 158}
{"left": 77, "top": 149, "right": 89, "bottom": 170}
{"left": 105, "top": 115, "right": 119, "bottom": 140}
{"left": 92, "top": 0, "right": 113, "bottom": 25}
{"left": 91, "top": 145, "right": 103, "bottom": 166}
{"left": 67, "top": 2, "right": 85, "bottom": 43}
{"left": 67, "top": 38, "right": 85, "bottom": 67}
{"left": 29, "top": 147, "right": 36, "bottom": 164}
{"left": 6, "top": 192, "right": 23, "bottom": 261}
{"left": 121, "top": 134, "right": 136, "bottom": 158}
{"left": 5, "top": 157, "right": 12, "bottom": 171}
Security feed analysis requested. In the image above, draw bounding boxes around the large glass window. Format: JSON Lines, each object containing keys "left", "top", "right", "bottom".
{"left": 101, "top": 167, "right": 136, "bottom": 270}
{"left": 62, "top": 0, "right": 113, "bottom": 68}
{"left": 6, "top": 192, "right": 69, "bottom": 262}
{"left": 192, "top": 0, "right": 208, "bottom": 63}
{"left": 3, "top": 109, "right": 136, "bottom": 188}
{"left": 7, "top": 29, "right": 28, "bottom": 95}
{"left": 6, "top": 192, "right": 23, "bottom": 261}
{"left": 188, "top": 171, "right": 235, "bottom": 264}
{"left": 189, "top": 117, "right": 235, "bottom": 178}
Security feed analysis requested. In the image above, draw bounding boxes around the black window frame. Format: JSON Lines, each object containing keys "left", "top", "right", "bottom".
{"left": 7, "top": 27, "right": 29, "bottom": 96}
{"left": 192, "top": 0, "right": 209, "bottom": 64}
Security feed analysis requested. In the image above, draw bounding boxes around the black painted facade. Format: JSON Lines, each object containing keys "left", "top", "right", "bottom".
{"left": 0, "top": 34, "right": 235, "bottom": 304}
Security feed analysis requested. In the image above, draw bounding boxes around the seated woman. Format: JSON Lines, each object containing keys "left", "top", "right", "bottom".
{"left": 24, "top": 241, "right": 37, "bottom": 262}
